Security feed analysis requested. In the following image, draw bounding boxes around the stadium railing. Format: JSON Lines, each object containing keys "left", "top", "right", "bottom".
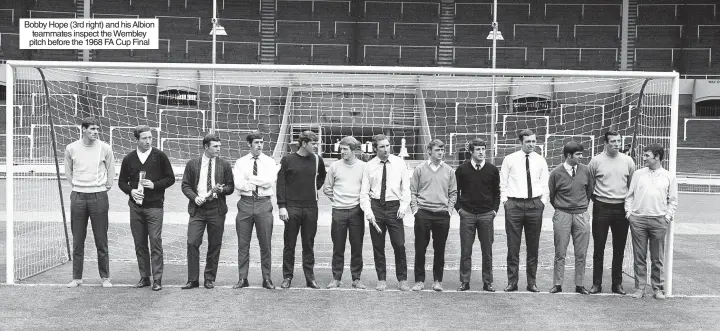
{"left": 332, "top": 21, "right": 379, "bottom": 39}
{"left": 513, "top": 24, "right": 560, "bottom": 41}
{"left": 363, "top": 1, "right": 439, "bottom": 20}
{"left": 184, "top": 40, "right": 261, "bottom": 62}
{"left": 573, "top": 24, "right": 620, "bottom": 42}
{"left": 155, "top": 15, "right": 202, "bottom": 35}
{"left": 452, "top": 46, "right": 528, "bottom": 67}
{"left": 683, "top": 118, "right": 720, "bottom": 141}
{"left": 392, "top": 22, "right": 438, "bottom": 40}
{"left": 634, "top": 48, "right": 712, "bottom": 70}
{"left": 27, "top": 10, "right": 77, "bottom": 19}
{"left": 362, "top": 45, "right": 437, "bottom": 66}
{"left": 276, "top": 0, "right": 351, "bottom": 19}
{"left": 696, "top": 25, "right": 720, "bottom": 43}
{"left": 276, "top": 19, "right": 322, "bottom": 39}
{"left": 454, "top": 2, "right": 531, "bottom": 21}
{"left": 276, "top": 43, "right": 349, "bottom": 64}
{"left": 544, "top": 3, "right": 621, "bottom": 21}
{"left": 637, "top": 3, "right": 717, "bottom": 21}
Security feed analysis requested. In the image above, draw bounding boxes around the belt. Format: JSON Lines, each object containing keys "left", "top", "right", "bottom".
{"left": 240, "top": 195, "right": 272, "bottom": 200}
{"left": 508, "top": 196, "right": 541, "bottom": 201}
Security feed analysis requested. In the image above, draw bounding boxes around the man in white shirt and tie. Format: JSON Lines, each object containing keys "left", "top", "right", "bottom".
{"left": 499, "top": 129, "right": 549, "bottom": 293}
{"left": 232, "top": 132, "right": 277, "bottom": 290}
{"left": 360, "top": 134, "right": 411, "bottom": 291}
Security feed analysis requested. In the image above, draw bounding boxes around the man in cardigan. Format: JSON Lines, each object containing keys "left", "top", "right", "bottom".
{"left": 548, "top": 141, "right": 594, "bottom": 295}
{"left": 625, "top": 143, "right": 678, "bottom": 300}
{"left": 277, "top": 130, "right": 327, "bottom": 289}
{"left": 455, "top": 138, "right": 500, "bottom": 292}
{"left": 118, "top": 125, "right": 175, "bottom": 291}
{"left": 180, "top": 133, "right": 235, "bottom": 290}
{"left": 410, "top": 139, "right": 457, "bottom": 292}
{"left": 65, "top": 117, "right": 115, "bottom": 288}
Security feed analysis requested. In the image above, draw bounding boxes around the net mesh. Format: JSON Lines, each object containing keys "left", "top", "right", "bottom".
{"left": 4, "top": 65, "right": 675, "bottom": 281}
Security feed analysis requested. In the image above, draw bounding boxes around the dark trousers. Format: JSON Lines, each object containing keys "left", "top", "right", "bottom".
{"left": 592, "top": 200, "right": 629, "bottom": 287}
{"left": 629, "top": 215, "right": 668, "bottom": 291}
{"left": 414, "top": 209, "right": 450, "bottom": 282}
{"left": 369, "top": 199, "right": 407, "bottom": 282}
{"left": 505, "top": 197, "right": 544, "bottom": 286}
{"left": 187, "top": 201, "right": 226, "bottom": 282}
{"left": 458, "top": 209, "right": 495, "bottom": 284}
{"left": 129, "top": 202, "right": 164, "bottom": 281}
{"left": 282, "top": 206, "right": 319, "bottom": 281}
{"left": 330, "top": 205, "right": 365, "bottom": 281}
{"left": 236, "top": 196, "right": 274, "bottom": 280}
{"left": 70, "top": 191, "right": 110, "bottom": 279}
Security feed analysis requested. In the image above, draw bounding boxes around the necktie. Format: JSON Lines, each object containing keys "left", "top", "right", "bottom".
{"left": 380, "top": 160, "right": 387, "bottom": 204}
{"left": 252, "top": 156, "right": 259, "bottom": 198}
{"left": 525, "top": 154, "right": 533, "bottom": 199}
{"left": 476, "top": 164, "right": 481, "bottom": 171}
{"left": 572, "top": 166, "right": 576, "bottom": 178}
{"left": 207, "top": 157, "right": 213, "bottom": 194}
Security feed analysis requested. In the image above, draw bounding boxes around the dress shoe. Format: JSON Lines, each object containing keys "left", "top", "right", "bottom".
{"left": 351, "top": 280, "right": 366, "bottom": 289}
{"left": 306, "top": 280, "right": 320, "bottom": 289}
{"left": 526, "top": 284, "right": 539, "bottom": 293}
{"left": 549, "top": 285, "right": 562, "bottom": 293}
{"left": 232, "top": 279, "right": 249, "bottom": 289}
{"left": 575, "top": 286, "right": 589, "bottom": 295}
{"left": 398, "top": 280, "right": 410, "bottom": 291}
{"left": 152, "top": 280, "right": 162, "bottom": 291}
{"left": 411, "top": 282, "right": 425, "bottom": 291}
{"left": 432, "top": 281, "right": 443, "bottom": 292}
{"left": 653, "top": 289, "right": 666, "bottom": 300}
{"left": 281, "top": 278, "right": 292, "bottom": 289}
{"left": 376, "top": 280, "right": 387, "bottom": 291}
{"left": 589, "top": 284, "right": 602, "bottom": 294}
{"left": 181, "top": 281, "right": 199, "bottom": 290}
{"left": 262, "top": 279, "right": 275, "bottom": 290}
{"left": 326, "top": 279, "right": 342, "bottom": 289}
{"left": 483, "top": 283, "right": 495, "bottom": 292}
{"left": 204, "top": 280, "right": 215, "bottom": 289}
{"left": 134, "top": 277, "right": 151, "bottom": 288}
{"left": 612, "top": 284, "right": 626, "bottom": 295}
{"left": 457, "top": 282, "right": 470, "bottom": 291}
{"left": 504, "top": 284, "right": 518, "bottom": 292}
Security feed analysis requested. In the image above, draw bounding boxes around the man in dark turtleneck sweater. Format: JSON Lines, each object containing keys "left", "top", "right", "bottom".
{"left": 277, "top": 130, "right": 327, "bottom": 289}
{"left": 118, "top": 125, "right": 175, "bottom": 291}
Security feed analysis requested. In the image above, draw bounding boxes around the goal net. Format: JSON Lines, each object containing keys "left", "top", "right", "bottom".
{"left": 4, "top": 62, "right": 678, "bottom": 290}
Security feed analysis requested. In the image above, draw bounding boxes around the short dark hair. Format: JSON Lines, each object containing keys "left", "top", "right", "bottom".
{"left": 339, "top": 136, "right": 361, "bottom": 151}
{"left": 467, "top": 138, "right": 486, "bottom": 153}
{"left": 643, "top": 143, "right": 665, "bottom": 161}
{"left": 426, "top": 139, "right": 445, "bottom": 151}
{"left": 603, "top": 130, "right": 620, "bottom": 143}
{"left": 133, "top": 125, "right": 153, "bottom": 140}
{"left": 297, "top": 130, "right": 318, "bottom": 146}
{"left": 563, "top": 141, "right": 585, "bottom": 158}
{"left": 246, "top": 132, "right": 263, "bottom": 144}
{"left": 518, "top": 129, "right": 535, "bottom": 142}
{"left": 203, "top": 133, "right": 221, "bottom": 148}
{"left": 372, "top": 134, "right": 389, "bottom": 148}
{"left": 81, "top": 117, "right": 100, "bottom": 129}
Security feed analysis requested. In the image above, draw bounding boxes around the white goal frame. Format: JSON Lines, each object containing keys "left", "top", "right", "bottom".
{"left": 4, "top": 61, "right": 680, "bottom": 294}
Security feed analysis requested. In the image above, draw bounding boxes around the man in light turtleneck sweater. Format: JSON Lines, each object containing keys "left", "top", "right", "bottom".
{"left": 323, "top": 136, "right": 367, "bottom": 289}
{"left": 588, "top": 130, "right": 636, "bottom": 295}
{"left": 64, "top": 117, "right": 115, "bottom": 288}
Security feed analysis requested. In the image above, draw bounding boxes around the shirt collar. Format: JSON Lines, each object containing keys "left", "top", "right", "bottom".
{"left": 470, "top": 159, "right": 485, "bottom": 169}
{"left": 202, "top": 154, "right": 215, "bottom": 162}
{"left": 137, "top": 148, "right": 151, "bottom": 156}
{"left": 563, "top": 162, "right": 576, "bottom": 172}
{"left": 427, "top": 160, "right": 444, "bottom": 166}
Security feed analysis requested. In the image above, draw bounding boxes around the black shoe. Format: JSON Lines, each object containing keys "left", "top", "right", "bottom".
{"left": 181, "top": 281, "right": 199, "bottom": 290}
{"left": 457, "top": 282, "right": 470, "bottom": 291}
{"left": 152, "top": 280, "right": 162, "bottom": 291}
{"left": 549, "top": 285, "right": 562, "bottom": 293}
{"left": 526, "top": 284, "right": 539, "bottom": 293}
{"left": 589, "top": 284, "right": 602, "bottom": 294}
{"left": 483, "top": 283, "right": 496, "bottom": 292}
{"left": 504, "top": 284, "right": 518, "bottom": 292}
{"left": 263, "top": 279, "right": 275, "bottom": 290}
{"left": 306, "top": 280, "right": 320, "bottom": 289}
{"left": 281, "top": 278, "right": 292, "bottom": 289}
{"left": 204, "top": 280, "right": 215, "bottom": 289}
{"left": 134, "top": 277, "right": 151, "bottom": 288}
{"left": 232, "top": 279, "right": 249, "bottom": 289}
{"left": 576, "top": 286, "right": 589, "bottom": 295}
{"left": 612, "top": 284, "right": 626, "bottom": 295}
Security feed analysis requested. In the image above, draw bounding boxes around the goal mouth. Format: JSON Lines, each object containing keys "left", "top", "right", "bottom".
{"left": 4, "top": 62, "right": 679, "bottom": 293}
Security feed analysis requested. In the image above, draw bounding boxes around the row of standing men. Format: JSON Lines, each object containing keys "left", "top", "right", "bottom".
{"left": 63, "top": 118, "right": 677, "bottom": 299}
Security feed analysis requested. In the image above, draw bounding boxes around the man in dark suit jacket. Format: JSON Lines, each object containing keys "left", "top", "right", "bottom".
{"left": 118, "top": 125, "right": 175, "bottom": 291}
{"left": 180, "top": 133, "right": 234, "bottom": 289}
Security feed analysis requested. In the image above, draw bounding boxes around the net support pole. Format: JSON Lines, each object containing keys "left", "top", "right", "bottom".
{"left": 210, "top": 0, "right": 217, "bottom": 133}
{"left": 489, "top": 0, "right": 498, "bottom": 163}
{"left": 6, "top": 64, "right": 15, "bottom": 284}
{"left": 666, "top": 73, "right": 680, "bottom": 297}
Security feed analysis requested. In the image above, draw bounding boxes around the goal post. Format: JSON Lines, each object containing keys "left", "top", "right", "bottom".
{"left": 4, "top": 61, "right": 679, "bottom": 294}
